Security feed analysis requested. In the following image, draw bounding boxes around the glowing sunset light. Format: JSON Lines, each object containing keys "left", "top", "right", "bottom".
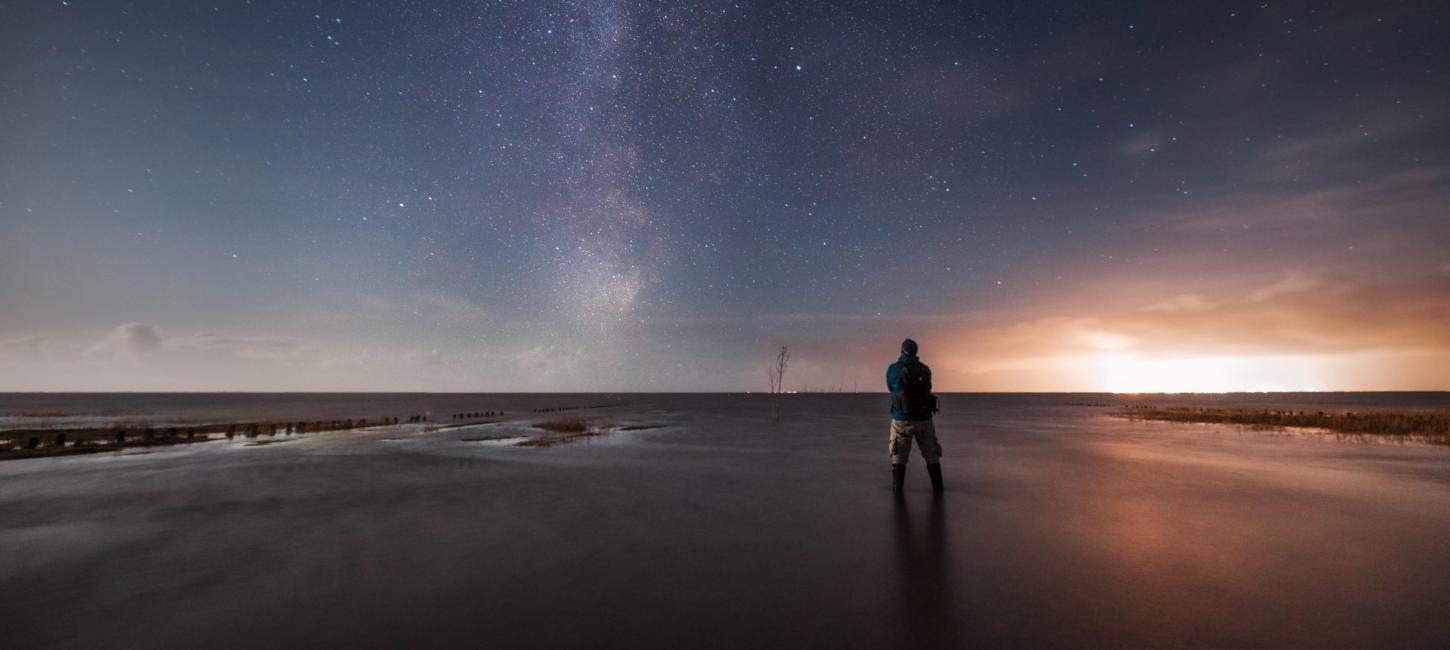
{"left": 1095, "top": 355, "right": 1326, "bottom": 394}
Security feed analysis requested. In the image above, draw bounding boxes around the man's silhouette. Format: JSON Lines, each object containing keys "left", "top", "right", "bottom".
{"left": 886, "top": 338, "right": 942, "bottom": 492}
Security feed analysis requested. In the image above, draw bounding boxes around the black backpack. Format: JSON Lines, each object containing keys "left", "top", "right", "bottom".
{"left": 896, "top": 360, "right": 937, "bottom": 417}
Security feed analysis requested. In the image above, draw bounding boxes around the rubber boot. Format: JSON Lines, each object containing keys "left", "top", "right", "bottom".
{"left": 891, "top": 464, "right": 907, "bottom": 493}
{"left": 926, "top": 463, "right": 944, "bottom": 492}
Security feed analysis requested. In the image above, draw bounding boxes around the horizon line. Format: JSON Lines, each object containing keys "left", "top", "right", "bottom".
{"left": 2, "top": 390, "right": 1447, "bottom": 395}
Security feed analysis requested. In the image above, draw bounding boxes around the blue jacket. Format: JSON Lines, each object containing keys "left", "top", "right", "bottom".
{"left": 886, "top": 354, "right": 933, "bottom": 421}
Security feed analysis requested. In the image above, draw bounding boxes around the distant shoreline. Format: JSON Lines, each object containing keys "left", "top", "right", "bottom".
{"left": 6, "top": 393, "right": 1449, "bottom": 459}
{"left": 1114, "top": 405, "right": 1450, "bottom": 446}
{"left": 1, "top": 390, "right": 1447, "bottom": 395}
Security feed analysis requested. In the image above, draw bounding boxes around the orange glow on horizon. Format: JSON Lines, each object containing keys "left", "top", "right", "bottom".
{"left": 1094, "top": 354, "right": 1326, "bottom": 393}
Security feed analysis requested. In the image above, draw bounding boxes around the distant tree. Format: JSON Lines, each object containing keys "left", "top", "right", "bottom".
{"left": 767, "top": 345, "right": 790, "bottom": 394}
{"left": 766, "top": 345, "right": 791, "bottom": 420}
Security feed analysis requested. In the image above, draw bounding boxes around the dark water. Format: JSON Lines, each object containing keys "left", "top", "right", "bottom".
{"left": 3, "top": 393, "right": 1449, "bottom": 649}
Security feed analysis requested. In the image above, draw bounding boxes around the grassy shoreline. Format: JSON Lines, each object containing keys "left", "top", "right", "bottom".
{"left": 521, "top": 417, "right": 613, "bottom": 447}
{"left": 1114, "top": 406, "right": 1450, "bottom": 446}
{"left": 0, "top": 403, "right": 639, "bottom": 459}
{"left": 0, "top": 417, "right": 393, "bottom": 461}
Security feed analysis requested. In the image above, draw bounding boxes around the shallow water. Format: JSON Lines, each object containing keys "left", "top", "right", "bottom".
{"left": 3, "top": 393, "right": 1449, "bottom": 649}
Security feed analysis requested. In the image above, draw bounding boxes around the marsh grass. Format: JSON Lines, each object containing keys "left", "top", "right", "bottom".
{"left": 1115, "top": 406, "right": 1450, "bottom": 446}
{"left": 533, "top": 417, "right": 592, "bottom": 433}
{"left": 520, "top": 417, "right": 614, "bottom": 447}
{"left": 0, "top": 417, "right": 382, "bottom": 460}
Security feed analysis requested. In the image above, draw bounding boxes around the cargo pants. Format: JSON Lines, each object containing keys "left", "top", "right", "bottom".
{"left": 889, "top": 418, "right": 941, "bottom": 465}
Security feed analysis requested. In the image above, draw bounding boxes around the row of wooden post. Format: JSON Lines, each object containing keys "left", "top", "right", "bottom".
{"left": 11, "top": 411, "right": 528, "bottom": 451}
{"left": 18, "top": 417, "right": 413, "bottom": 450}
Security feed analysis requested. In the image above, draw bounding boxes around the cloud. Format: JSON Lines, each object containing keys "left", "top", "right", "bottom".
{"left": 1161, "top": 166, "right": 1450, "bottom": 234}
{"left": 0, "top": 323, "right": 501, "bottom": 391}
{"left": 169, "top": 332, "right": 317, "bottom": 363}
{"left": 923, "top": 272, "right": 1450, "bottom": 390}
{"left": 509, "top": 345, "right": 589, "bottom": 377}
{"left": 1242, "top": 107, "right": 1444, "bottom": 184}
{"left": 1139, "top": 294, "right": 1211, "bottom": 312}
{"left": 0, "top": 335, "right": 52, "bottom": 363}
{"left": 86, "top": 323, "right": 163, "bottom": 360}
{"left": 756, "top": 311, "right": 990, "bottom": 325}
{"left": 1247, "top": 270, "right": 1318, "bottom": 302}
{"left": 345, "top": 293, "right": 492, "bottom": 330}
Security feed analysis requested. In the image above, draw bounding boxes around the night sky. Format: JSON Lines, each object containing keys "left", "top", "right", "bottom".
{"left": 3, "top": 1, "right": 1448, "bottom": 391}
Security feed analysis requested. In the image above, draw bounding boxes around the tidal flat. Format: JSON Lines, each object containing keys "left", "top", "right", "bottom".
{"left": 2, "top": 392, "right": 1449, "bottom": 649}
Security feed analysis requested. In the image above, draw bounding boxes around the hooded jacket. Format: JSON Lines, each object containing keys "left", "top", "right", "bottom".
{"left": 886, "top": 353, "right": 934, "bottom": 421}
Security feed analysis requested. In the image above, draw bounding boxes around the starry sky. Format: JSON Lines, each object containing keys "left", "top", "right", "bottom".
{"left": 2, "top": 1, "right": 1448, "bottom": 392}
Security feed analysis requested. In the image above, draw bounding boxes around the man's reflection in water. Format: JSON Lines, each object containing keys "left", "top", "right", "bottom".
{"left": 894, "top": 493, "right": 954, "bottom": 649}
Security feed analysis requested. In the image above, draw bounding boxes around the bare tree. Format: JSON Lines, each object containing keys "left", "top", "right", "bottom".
{"left": 766, "top": 345, "right": 791, "bottom": 420}
{"left": 767, "top": 345, "right": 790, "bottom": 394}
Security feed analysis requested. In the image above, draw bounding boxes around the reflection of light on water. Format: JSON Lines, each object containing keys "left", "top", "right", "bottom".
{"left": 465, "top": 436, "right": 529, "bottom": 446}
{"left": 1095, "top": 355, "right": 1325, "bottom": 393}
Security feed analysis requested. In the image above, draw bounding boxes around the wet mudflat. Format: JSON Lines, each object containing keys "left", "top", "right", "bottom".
{"left": 3, "top": 393, "right": 1449, "bottom": 649}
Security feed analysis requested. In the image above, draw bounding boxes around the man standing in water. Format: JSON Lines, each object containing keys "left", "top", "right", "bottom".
{"left": 887, "top": 338, "right": 943, "bottom": 492}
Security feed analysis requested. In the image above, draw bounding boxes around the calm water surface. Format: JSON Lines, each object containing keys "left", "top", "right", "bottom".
{"left": 3, "top": 393, "right": 1449, "bottom": 649}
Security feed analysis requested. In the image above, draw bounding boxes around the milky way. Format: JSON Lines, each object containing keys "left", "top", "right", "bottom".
{"left": 2, "top": 1, "right": 1448, "bottom": 391}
